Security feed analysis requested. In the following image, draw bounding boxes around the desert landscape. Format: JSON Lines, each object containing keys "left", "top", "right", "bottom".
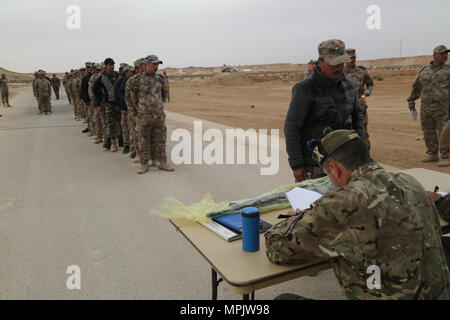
{"left": 3, "top": 55, "right": 449, "bottom": 174}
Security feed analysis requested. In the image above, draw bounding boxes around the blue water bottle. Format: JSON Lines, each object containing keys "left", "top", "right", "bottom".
{"left": 241, "top": 207, "right": 260, "bottom": 252}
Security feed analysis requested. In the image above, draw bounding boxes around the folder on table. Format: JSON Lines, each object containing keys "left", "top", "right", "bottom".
{"left": 199, "top": 213, "right": 272, "bottom": 242}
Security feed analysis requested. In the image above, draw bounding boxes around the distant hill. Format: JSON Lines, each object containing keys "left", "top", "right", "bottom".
{"left": 1, "top": 55, "right": 435, "bottom": 80}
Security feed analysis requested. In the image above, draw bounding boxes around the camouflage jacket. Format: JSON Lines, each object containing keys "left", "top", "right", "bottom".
{"left": 71, "top": 76, "right": 81, "bottom": 100}
{"left": 125, "top": 73, "right": 139, "bottom": 116}
{"left": 0, "top": 78, "right": 8, "bottom": 92}
{"left": 407, "top": 62, "right": 450, "bottom": 111}
{"left": 128, "top": 72, "right": 168, "bottom": 117}
{"left": 88, "top": 73, "right": 102, "bottom": 103}
{"left": 265, "top": 162, "right": 450, "bottom": 300}
{"left": 35, "top": 78, "right": 52, "bottom": 98}
{"left": 344, "top": 66, "right": 374, "bottom": 99}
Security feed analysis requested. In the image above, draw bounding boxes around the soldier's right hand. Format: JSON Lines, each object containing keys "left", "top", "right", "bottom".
{"left": 293, "top": 168, "right": 308, "bottom": 182}
{"left": 408, "top": 101, "right": 415, "bottom": 111}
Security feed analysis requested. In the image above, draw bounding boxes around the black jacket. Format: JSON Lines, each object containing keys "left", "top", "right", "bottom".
{"left": 93, "top": 71, "right": 119, "bottom": 105}
{"left": 284, "top": 66, "right": 364, "bottom": 170}
{"left": 114, "top": 75, "right": 129, "bottom": 111}
{"left": 80, "top": 72, "right": 92, "bottom": 103}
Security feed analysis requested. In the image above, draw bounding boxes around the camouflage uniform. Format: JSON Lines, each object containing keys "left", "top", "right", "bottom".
{"left": 35, "top": 77, "right": 52, "bottom": 114}
{"left": 0, "top": 78, "right": 10, "bottom": 107}
{"left": 126, "top": 73, "right": 140, "bottom": 154}
{"left": 163, "top": 74, "right": 170, "bottom": 103}
{"left": 66, "top": 75, "right": 75, "bottom": 114}
{"left": 345, "top": 66, "right": 374, "bottom": 151}
{"left": 75, "top": 76, "right": 85, "bottom": 120}
{"left": 128, "top": 72, "right": 169, "bottom": 165}
{"left": 69, "top": 75, "right": 80, "bottom": 118}
{"left": 63, "top": 74, "right": 72, "bottom": 104}
{"left": 89, "top": 71, "right": 103, "bottom": 139}
{"left": 51, "top": 76, "right": 60, "bottom": 99}
{"left": 407, "top": 62, "right": 450, "bottom": 159}
{"left": 265, "top": 162, "right": 450, "bottom": 300}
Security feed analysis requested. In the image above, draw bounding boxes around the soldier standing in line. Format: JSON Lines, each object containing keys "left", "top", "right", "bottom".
{"left": 89, "top": 63, "right": 103, "bottom": 144}
{"left": 115, "top": 64, "right": 134, "bottom": 154}
{"left": 0, "top": 74, "right": 11, "bottom": 108}
{"left": 70, "top": 69, "right": 81, "bottom": 120}
{"left": 128, "top": 55, "right": 174, "bottom": 174}
{"left": 344, "top": 48, "right": 374, "bottom": 151}
{"left": 35, "top": 70, "right": 52, "bottom": 115}
{"left": 80, "top": 63, "right": 94, "bottom": 134}
{"left": 93, "top": 58, "right": 121, "bottom": 152}
{"left": 32, "top": 71, "right": 40, "bottom": 113}
{"left": 51, "top": 74, "right": 61, "bottom": 100}
{"left": 408, "top": 45, "right": 450, "bottom": 166}
{"left": 126, "top": 58, "right": 146, "bottom": 162}
{"left": 63, "top": 72, "right": 72, "bottom": 104}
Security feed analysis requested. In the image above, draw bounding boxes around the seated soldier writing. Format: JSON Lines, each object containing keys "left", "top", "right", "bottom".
{"left": 265, "top": 128, "right": 450, "bottom": 300}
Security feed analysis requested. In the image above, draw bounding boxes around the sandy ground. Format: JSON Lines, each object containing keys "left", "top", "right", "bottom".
{"left": 166, "top": 73, "right": 450, "bottom": 174}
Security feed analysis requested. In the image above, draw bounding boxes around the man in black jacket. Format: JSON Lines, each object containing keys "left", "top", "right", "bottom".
{"left": 93, "top": 58, "right": 122, "bottom": 152}
{"left": 284, "top": 39, "right": 364, "bottom": 182}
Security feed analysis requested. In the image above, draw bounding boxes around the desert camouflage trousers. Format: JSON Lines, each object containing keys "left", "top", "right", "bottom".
{"left": 421, "top": 105, "right": 449, "bottom": 158}
{"left": 37, "top": 95, "right": 51, "bottom": 113}
{"left": 138, "top": 114, "right": 167, "bottom": 165}
{"left": 128, "top": 112, "right": 138, "bottom": 152}
{"left": 64, "top": 87, "right": 72, "bottom": 104}
{"left": 104, "top": 102, "right": 122, "bottom": 140}
{"left": 93, "top": 107, "right": 103, "bottom": 138}
{"left": 121, "top": 111, "right": 129, "bottom": 147}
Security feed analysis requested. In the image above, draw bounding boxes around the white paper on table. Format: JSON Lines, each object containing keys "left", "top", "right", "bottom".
{"left": 285, "top": 187, "right": 323, "bottom": 211}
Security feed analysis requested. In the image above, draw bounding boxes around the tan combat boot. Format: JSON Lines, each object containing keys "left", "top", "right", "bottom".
{"left": 150, "top": 160, "right": 158, "bottom": 167}
{"left": 133, "top": 151, "right": 141, "bottom": 163}
{"left": 87, "top": 132, "right": 94, "bottom": 137}
{"left": 438, "top": 159, "right": 450, "bottom": 167}
{"left": 110, "top": 140, "right": 118, "bottom": 152}
{"left": 94, "top": 137, "right": 103, "bottom": 144}
{"left": 421, "top": 154, "right": 438, "bottom": 162}
{"left": 158, "top": 162, "right": 174, "bottom": 172}
{"left": 138, "top": 164, "right": 149, "bottom": 174}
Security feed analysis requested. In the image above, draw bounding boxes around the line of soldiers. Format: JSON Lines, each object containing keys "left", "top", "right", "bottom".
{"left": 32, "top": 70, "right": 52, "bottom": 115}
{"left": 62, "top": 55, "right": 173, "bottom": 174}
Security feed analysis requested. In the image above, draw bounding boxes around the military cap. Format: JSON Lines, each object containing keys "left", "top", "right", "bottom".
{"left": 39, "top": 70, "right": 46, "bottom": 75}
{"left": 307, "top": 59, "right": 316, "bottom": 65}
{"left": 123, "top": 65, "right": 134, "bottom": 72}
{"left": 85, "top": 62, "right": 93, "bottom": 68}
{"left": 93, "top": 63, "right": 101, "bottom": 70}
{"left": 433, "top": 45, "right": 449, "bottom": 54}
{"left": 442, "top": 121, "right": 450, "bottom": 144}
{"left": 145, "top": 54, "right": 163, "bottom": 64}
{"left": 119, "top": 63, "right": 127, "bottom": 68}
{"left": 101, "top": 62, "right": 105, "bottom": 68}
{"left": 312, "top": 127, "right": 360, "bottom": 165}
{"left": 104, "top": 58, "right": 115, "bottom": 65}
{"left": 346, "top": 48, "right": 356, "bottom": 58}
{"left": 318, "top": 39, "right": 351, "bottom": 66}
{"left": 80, "top": 67, "right": 86, "bottom": 71}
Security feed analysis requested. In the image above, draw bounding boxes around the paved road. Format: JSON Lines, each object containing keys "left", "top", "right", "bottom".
{"left": 0, "top": 87, "right": 345, "bottom": 299}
